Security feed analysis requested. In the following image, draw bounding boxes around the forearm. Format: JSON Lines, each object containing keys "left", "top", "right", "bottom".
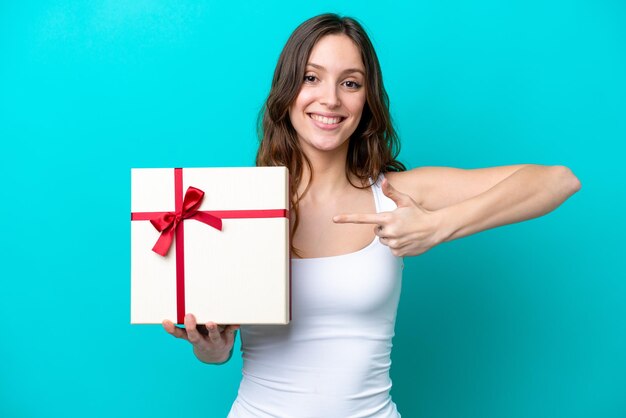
{"left": 438, "top": 165, "right": 581, "bottom": 243}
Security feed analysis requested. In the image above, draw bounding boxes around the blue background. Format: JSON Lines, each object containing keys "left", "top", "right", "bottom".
{"left": 1, "top": 1, "right": 625, "bottom": 417}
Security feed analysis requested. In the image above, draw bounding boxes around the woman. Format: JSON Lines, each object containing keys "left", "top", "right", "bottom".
{"left": 163, "top": 13, "right": 581, "bottom": 417}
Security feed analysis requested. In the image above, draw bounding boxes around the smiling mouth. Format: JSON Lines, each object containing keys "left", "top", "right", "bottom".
{"left": 308, "top": 113, "right": 345, "bottom": 125}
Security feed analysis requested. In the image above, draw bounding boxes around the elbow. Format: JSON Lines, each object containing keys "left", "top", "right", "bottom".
{"left": 553, "top": 165, "right": 581, "bottom": 196}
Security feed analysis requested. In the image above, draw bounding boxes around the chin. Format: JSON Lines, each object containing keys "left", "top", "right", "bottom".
{"left": 307, "top": 140, "right": 349, "bottom": 153}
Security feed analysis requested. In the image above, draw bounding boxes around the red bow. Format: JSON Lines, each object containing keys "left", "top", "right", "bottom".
{"left": 149, "top": 186, "right": 222, "bottom": 256}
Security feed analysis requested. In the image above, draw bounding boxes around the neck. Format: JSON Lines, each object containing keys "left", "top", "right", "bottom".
{"left": 297, "top": 144, "right": 363, "bottom": 200}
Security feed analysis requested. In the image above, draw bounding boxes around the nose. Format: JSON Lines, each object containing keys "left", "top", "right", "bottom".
{"left": 319, "top": 83, "right": 341, "bottom": 109}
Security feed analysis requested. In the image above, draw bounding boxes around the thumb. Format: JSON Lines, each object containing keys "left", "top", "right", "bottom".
{"left": 381, "top": 177, "right": 413, "bottom": 207}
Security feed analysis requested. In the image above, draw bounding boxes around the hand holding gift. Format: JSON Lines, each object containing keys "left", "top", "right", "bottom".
{"left": 163, "top": 314, "right": 240, "bottom": 364}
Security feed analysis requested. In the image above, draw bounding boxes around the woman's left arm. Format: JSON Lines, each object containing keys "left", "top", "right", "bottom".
{"left": 335, "top": 165, "right": 581, "bottom": 257}
{"left": 427, "top": 164, "right": 581, "bottom": 243}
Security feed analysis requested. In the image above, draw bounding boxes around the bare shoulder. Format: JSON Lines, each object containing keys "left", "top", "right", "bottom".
{"left": 384, "top": 170, "right": 429, "bottom": 205}
{"left": 385, "top": 164, "right": 533, "bottom": 211}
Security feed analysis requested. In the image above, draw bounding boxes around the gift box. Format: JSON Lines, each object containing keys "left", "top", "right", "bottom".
{"left": 130, "top": 167, "right": 290, "bottom": 325}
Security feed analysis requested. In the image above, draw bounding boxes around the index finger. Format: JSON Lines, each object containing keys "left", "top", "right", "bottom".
{"left": 333, "top": 213, "right": 386, "bottom": 225}
{"left": 206, "top": 322, "right": 223, "bottom": 344}
{"left": 184, "top": 314, "right": 202, "bottom": 343}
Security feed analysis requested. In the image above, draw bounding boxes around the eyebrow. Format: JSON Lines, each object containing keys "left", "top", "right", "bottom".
{"left": 307, "top": 63, "right": 365, "bottom": 76}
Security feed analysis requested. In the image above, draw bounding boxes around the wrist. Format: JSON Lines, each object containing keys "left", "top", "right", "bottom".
{"left": 435, "top": 204, "right": 465, "bottom": 244}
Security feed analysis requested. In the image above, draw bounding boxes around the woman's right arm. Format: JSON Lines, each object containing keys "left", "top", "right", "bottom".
{"left": 163, "top": 314, "right": 240, "bottom": 364}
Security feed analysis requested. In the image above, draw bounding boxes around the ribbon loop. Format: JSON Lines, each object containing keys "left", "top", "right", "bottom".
{"left": 182, "top": 186, "right": 204, "bottom": 216}
{"left": 150, "top": 186, "right": 222, "bottom": 256}
{"left": 150, "top": 212, "right": 176, "bottom": 232}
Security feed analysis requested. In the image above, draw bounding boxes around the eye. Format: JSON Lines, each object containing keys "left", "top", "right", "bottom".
{"left": 343, "top": 80, "right": 362, "bottom": 89}
{"left": 303, "top": 74, "right": 318, "bottom": 83}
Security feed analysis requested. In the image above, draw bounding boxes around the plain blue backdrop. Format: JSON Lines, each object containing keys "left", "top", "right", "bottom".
{"left": 1, "top": 1, "right": 625, "bottom": 417}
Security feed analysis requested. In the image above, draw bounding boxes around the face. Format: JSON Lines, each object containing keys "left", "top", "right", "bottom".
{"left": 288, "top": 34, "right": 367, "bottom": 156}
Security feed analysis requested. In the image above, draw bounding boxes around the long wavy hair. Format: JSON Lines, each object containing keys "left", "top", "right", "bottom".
{"left": 256, "top": 13, "right": 406, "bottom": 256}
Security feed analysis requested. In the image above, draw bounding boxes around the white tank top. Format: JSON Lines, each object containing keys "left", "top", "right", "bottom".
{"left": 228, "top": 174, "right": 404, "bottom": 418}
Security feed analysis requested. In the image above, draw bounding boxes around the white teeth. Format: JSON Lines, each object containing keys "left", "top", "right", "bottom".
{"left": 310, "top": 114, "right": 342, "bottom": 125}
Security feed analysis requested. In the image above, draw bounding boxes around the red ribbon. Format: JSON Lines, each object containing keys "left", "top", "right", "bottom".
{"left": 148, "top": 186, "right": 222, "bottom": 256}
{"left": 131, "top": 168, "right": 288, "bottom": 324}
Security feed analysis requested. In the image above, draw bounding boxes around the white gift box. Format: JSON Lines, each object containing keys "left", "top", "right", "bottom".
{"left": 130, "top": 167, "right": 290, "bottom": 325}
